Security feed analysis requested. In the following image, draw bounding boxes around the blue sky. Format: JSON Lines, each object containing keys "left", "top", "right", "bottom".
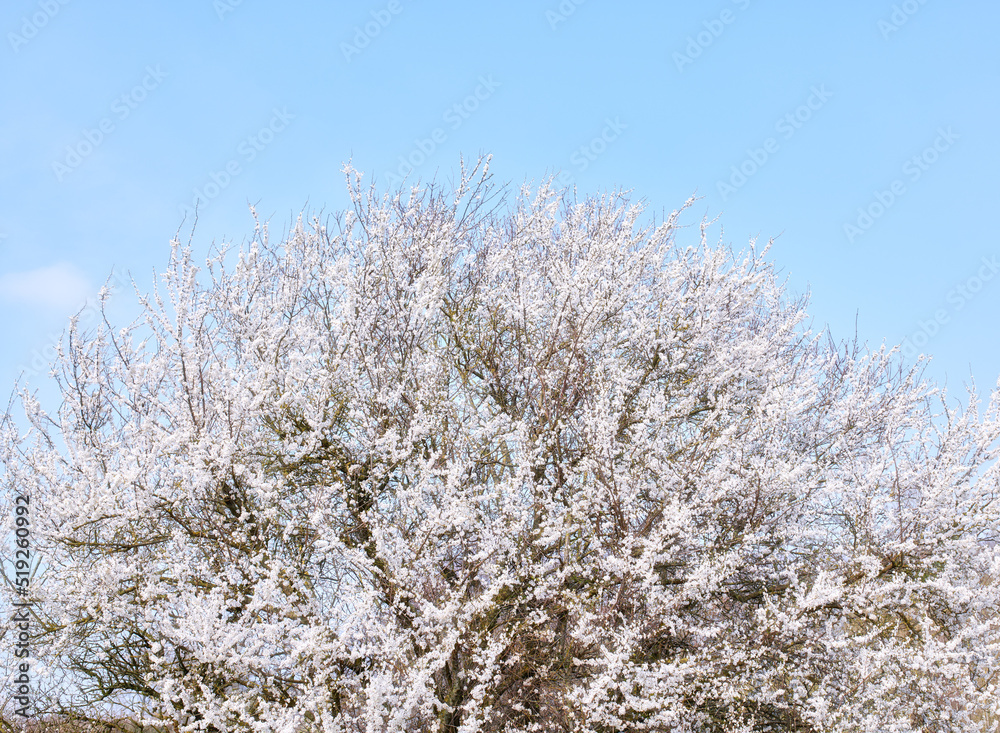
{"left": 2, "top": 0, "right": 999, "bottom": 409}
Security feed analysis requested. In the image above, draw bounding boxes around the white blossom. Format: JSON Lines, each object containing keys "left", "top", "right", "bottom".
{"left": 2, "top": 158, "right": 999, "bottom": 732}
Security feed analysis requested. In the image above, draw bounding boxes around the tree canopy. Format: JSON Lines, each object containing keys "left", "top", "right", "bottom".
{"left": 3, "top": 159, "right": 999, "bottom": 732}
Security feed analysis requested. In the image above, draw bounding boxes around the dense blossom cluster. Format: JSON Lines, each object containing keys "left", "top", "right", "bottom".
{"left": 3, "top": 160, "right": 999, "bottom": 731}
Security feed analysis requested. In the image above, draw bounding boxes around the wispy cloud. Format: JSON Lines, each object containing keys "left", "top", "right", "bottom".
{"left": 0, "top": 261, "right": 91, "bottom": 311}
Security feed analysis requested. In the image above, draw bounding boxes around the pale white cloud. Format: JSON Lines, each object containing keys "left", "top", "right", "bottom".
{"left": 0, "top": 261, "right": 92, "bottom": 311}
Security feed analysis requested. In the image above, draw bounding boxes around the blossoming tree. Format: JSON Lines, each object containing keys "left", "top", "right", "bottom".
{"left": 3, "top": 159, "right": 999, "bottom": 732}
